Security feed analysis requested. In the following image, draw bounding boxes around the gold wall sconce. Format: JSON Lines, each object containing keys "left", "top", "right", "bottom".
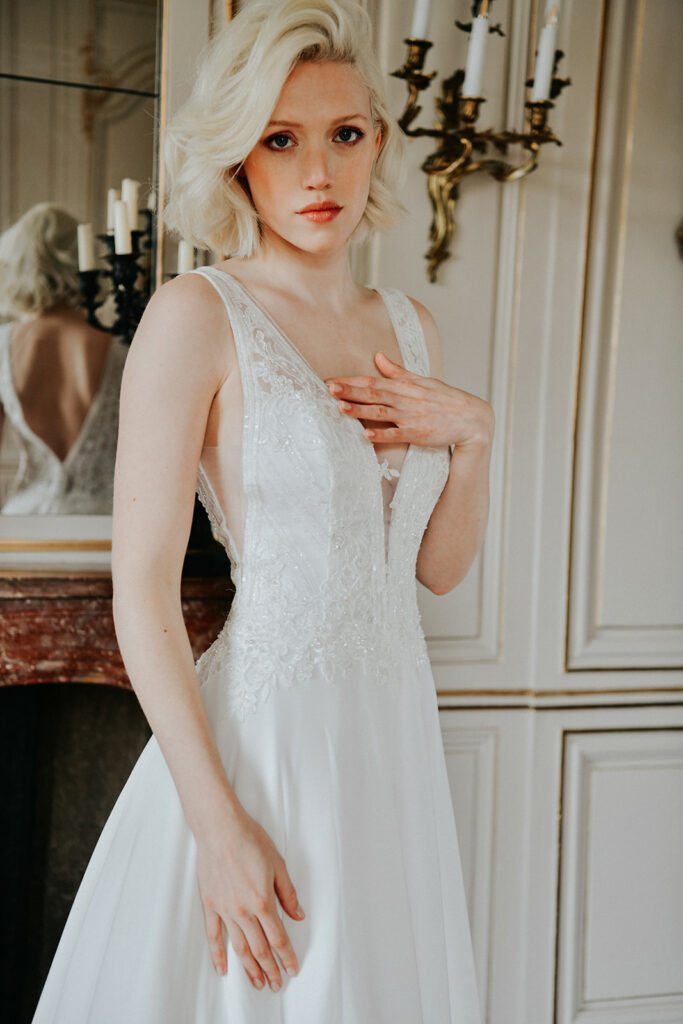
{"left": 391, "top": 0, "right": 571, "bottom": 282}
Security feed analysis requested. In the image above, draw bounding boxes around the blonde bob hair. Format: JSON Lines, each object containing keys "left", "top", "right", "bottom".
{"left": 0, "top": 203, "right": 81, "bottom": 319}
{"left": 163, "top": 0, "right": 406, "bottom": 257}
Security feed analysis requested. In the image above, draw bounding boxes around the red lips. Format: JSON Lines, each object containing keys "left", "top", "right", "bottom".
{"left": 297, "top": 201, "right": 341, "bottom": 213}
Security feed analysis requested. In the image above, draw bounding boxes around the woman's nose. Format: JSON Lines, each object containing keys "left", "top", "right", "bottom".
{"left": 301, "top": 145, "right": 332, "bottom": 190}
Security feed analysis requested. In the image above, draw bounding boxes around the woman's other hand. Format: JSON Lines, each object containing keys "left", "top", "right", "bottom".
{"left": 196, "top": 806, "right": 305, "bottom": 992}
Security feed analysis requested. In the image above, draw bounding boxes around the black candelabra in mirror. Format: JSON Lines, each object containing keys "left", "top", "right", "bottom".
{"left": 76, "top": 208, "right": 154, "bottom": 345}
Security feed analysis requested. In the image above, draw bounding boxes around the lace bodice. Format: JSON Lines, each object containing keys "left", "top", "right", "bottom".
{"left": 192, "top": 266, "right": 451, "bottom": 720}
{"left": 0, "top": 322, "right": 127, "bottom": 514}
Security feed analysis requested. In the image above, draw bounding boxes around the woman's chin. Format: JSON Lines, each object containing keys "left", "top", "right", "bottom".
{"left": 261, "top": 216, "right": 360, "bottom": 257}
{"left": 283, "top": 230, "right": 351, "bottom": 257}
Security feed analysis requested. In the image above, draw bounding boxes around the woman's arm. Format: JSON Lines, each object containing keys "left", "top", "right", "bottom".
{"left": 112, "top": 274, "right": 303, "bottom": 990}
{"left": 324, "top": 297, "right": 494, "bottom": 596}
{"left": 411, "top": 300, "right": 494, "bottom": 595}
{"left": 112, "top": 272, "right": 238, "bottom": 839}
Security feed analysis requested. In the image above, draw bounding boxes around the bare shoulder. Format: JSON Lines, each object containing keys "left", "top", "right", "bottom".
{"left": 405, "top": 294, "right": 444, "bottom": 379}
{"left": 128, "top": 270, "right": 236, "bottom": 389}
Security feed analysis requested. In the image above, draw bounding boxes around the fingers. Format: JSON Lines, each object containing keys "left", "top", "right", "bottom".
{"left": 326, "top": 377, "right": 418, "bottom": 402}
{"left": 227, "top": 919, "right": 268, "bottom": 990}
{"left": 374, "top": 350, "right": 419, "bottom": 377}
{"left": 338, "top": 400, "right": 396, "bottom": 421}
{"left": 243, "top": 916, "right": 281, "bottom": 991}
{"left": 273, "top": 858, "right": 306, "bottom": 923}
{"left": 261, "top": 912, "right": 300, "bottom": 980}
{"left": 203, "top": 904, "right": 228, "bottom": 977}
{"left": 363, "top": 425, "right": 412, "bottom": 442}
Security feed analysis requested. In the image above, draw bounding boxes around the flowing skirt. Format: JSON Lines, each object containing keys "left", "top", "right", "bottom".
{"left": 31, "top": 650, "right": 482, "bottom": 1023}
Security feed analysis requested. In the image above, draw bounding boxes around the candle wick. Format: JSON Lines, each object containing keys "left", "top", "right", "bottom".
{"left": 547, "top": 5, "right": 558, "bottom": 24}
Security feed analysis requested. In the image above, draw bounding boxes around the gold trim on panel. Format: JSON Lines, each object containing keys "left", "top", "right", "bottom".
{"left": 0, "top": 539, "right": 111, "bottom": 552}
{"left": 438, "top": 702, "right": 683, "bottom": 712}
{"left": 553, "top": 724, "right": 683, "bottom": 1022}
{"left": 154, "top": 0, "right": 169, "bottom": 292}
{"left": 0, "top": 568, "right": 111, "bottom": 578}
{"left": 564, "top": 0, "right": 610, "bottom": 673}
{"left": 553, "top": 725, "right": 570, "bottom": 1024}
{"left": 594, "top": 0, "right": 645, "bottom": 629}
{"left": 564, "top": 0, "right": 665, "bottom": 671}
{"left": 437, "top": 685, "right": 683, "bottom": 697}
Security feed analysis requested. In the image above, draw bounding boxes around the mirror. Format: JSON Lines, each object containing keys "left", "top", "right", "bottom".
{"left": 0, "top": 0, "right": 161, "bottom": 561}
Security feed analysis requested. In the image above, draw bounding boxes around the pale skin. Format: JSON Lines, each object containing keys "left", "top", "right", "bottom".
{"left": 112, "top": 59, "right": 493, "bottom": 998}
{"left": 0, "top": 305, "right": 112, "bottom": 461}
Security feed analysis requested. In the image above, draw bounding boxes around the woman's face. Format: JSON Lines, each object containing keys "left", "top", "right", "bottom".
{"left": 240, "top": 60, "right": 382, "bottom": 256}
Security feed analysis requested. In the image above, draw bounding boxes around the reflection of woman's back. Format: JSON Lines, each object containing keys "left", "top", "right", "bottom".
{"left": 0, "top": 202, "right": 127, "bottom": 514}
{"left": 0, "top": 314, "right": 126, "bottom": 514}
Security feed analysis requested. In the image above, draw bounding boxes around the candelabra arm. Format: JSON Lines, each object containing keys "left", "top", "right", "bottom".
{"left": 391, "top": 39, "right": 439, "bottom": 136}
{"left": 462, "top": 140, "right": 540, "bottom": 182}
{"left": 392, "top": 33, "right": 571, "bottom": 280}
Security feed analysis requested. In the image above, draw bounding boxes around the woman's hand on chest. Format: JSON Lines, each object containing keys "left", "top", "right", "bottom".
{"left": 326, "top": 350, "right": 494, "bottom": 450}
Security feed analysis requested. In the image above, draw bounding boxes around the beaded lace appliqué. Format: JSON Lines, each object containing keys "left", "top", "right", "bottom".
{"left": 192, "top": 268, "right": 451, "bottom": 721}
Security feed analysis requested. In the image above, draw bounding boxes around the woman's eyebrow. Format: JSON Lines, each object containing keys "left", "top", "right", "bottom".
{"left": 266, "top": 113, "right": 370, "bottom": 127}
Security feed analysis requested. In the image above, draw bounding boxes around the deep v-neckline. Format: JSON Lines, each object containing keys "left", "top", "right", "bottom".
{"left": 206, "top": 265, "right": 412, "bottom": 478}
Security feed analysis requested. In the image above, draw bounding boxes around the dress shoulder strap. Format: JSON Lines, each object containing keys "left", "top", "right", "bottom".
{"left": 373, "top": 287, "right": 431, "bottom": 377}
{"left": 186, "top": 265, "right": 256, "bottom": 371}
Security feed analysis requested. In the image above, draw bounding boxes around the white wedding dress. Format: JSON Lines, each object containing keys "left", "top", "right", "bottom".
{"left": 31, "top": 265, "right": 482, "bottom": 1023}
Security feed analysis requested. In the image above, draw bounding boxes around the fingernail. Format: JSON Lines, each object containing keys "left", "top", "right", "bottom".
{"left": 328, "top": 383, "right": 342, "bottom": 393}
{"left": 254, "top": 976, "right": 264, "bottom": 989}
{"left": 215, "top": 963, "right": 224, "bottom": 975}
{"left": 270, "top": 979, "right": 281, "bottom": 992}
{"left": 286, "top": 966, "right": 297, "bottom": 977}
{"left": 295, "top": 904, "right": 305, "bottom": 918}
{"left": 340, "top": 401, "right": 351, "bottom": 410}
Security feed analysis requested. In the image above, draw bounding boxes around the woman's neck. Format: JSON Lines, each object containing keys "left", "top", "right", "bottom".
{"left": 239, "top": 234, "right": 362, "bottom": 312}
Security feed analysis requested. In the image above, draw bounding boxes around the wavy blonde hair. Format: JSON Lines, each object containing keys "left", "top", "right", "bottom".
{"left": 162, "top": 0, "right": 406, "bottom": 257}
{"left": 0, "top": 203, "right": 81, "bottom": 318}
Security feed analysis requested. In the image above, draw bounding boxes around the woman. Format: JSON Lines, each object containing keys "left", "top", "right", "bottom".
{"left": 32, "top": 1, "right": 492, "bottom": 1020}
{"left": 0, "top": 203, "right": 124, "bottom": 514}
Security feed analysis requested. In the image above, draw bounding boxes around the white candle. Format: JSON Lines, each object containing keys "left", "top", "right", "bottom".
{"left": 177, "top": 240, "right": 195, "bottom": 274}
{"left": 106, "top": 188, "right": 120, "bottom": 233}
{"left": 543, "top": 0, "right": 560, "bottom": 21}
{"left": 146, "top": 189, "right": 156, "bottom": 211}
{"left": 114, "top": 200, "right": 132, "bottom": 254}
{"left": 121, "top": 178, "right": 140, "bottom": 233}
{"left": 462, "top": 1, "right": 489, "bottom": 97}
{"left": 77, "top": 223, "right": 95, "bottom": 271}
{"left": 410, "top": 0, "right": 431, "bottom": 39}
{"left": 531, "top": 5, "right": 560, "bottom": 101}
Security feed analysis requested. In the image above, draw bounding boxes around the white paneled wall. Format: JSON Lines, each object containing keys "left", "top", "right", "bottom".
{"left": 368, "top": 1, "right": 683, "bottom": 1022}
{"left": 557, "top": 729, "right": 683, "bottom": 1022}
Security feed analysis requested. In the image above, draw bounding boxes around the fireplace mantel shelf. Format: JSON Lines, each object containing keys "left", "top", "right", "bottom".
{"left": 0, "top": 575, "right": 233, "bottom": 687}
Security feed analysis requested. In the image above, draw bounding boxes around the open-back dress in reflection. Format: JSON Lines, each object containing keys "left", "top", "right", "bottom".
{"left": 31, "top": 264, "right": 482, "bottom": 1023}
{"left": 0, "top": 324, "right": 126, "bottom": 514}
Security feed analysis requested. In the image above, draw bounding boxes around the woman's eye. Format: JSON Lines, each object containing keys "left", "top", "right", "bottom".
{"left": 336, "top": 126, "right": 364, "bottom": 144}
{"left": 265, "top": 133, "right": 293, "bottom": 150}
